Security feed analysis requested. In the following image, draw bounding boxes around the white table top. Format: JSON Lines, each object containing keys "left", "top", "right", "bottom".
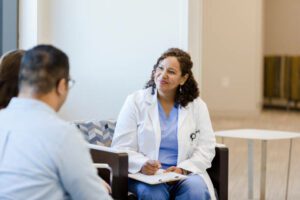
{"left": 215, "top": 129, "right": 300, "bottom": 140}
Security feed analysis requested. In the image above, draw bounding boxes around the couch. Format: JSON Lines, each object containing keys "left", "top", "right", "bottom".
{"left": 75, "top": 120, "right": 228, "bottom": 200}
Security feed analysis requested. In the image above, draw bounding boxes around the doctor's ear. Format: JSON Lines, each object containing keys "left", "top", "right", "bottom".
{"left": 180, "top": 74, "right": 189, "bottom": 85}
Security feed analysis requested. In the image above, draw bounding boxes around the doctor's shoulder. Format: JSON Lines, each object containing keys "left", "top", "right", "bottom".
{"left": 189, "top": 97, "right": 211, "bottom": 115}
{"left": 189, "top": 96, "right": 208, "bottom": 109}
{"left": 125, "top": 89, "right": 152, "bottom": 105}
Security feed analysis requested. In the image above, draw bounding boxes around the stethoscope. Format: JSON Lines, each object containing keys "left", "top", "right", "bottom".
{"left": 190, "top": 130, "right": 200, "bottom": 142}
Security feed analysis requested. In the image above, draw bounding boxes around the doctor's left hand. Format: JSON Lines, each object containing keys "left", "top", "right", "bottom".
{"left": 165, "top": 166, "right": 183, "bottom": 174}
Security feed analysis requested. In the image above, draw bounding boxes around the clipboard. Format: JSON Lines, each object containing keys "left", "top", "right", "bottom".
{"left": 128, "top": 169, "right": 187, "bottom": 185}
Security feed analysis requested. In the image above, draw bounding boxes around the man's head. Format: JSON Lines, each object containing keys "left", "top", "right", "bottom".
{"left": 18, "top": 45, "right": 70, "bottom": 111}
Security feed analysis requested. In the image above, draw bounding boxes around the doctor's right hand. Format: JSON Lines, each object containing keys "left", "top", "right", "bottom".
{"left": 140, "top": 160, "right": 161, "bottom": 175}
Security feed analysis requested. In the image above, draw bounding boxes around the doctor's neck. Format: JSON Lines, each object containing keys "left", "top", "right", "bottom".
{"left": 157, "top": 91, "right": 175, "bottom": 105}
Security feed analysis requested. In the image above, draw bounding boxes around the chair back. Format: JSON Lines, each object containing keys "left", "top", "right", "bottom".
{"left": 75, "top": 120, "right": 116, "bottom": 147}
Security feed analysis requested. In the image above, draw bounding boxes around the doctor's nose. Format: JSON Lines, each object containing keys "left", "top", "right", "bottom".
{"left": 161, "top": 69, "right": 168, "bottom": 79}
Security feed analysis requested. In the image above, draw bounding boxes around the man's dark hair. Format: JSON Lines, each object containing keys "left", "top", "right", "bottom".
{"left": 145, "top": 48, "right": 199, "bottom": 107}
{"left": 19, "top": 44, "right": 69, "bottom": 94}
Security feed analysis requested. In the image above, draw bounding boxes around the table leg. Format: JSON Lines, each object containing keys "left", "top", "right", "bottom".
{"left": 260, "top": 140, "right": 267, "bottom": 200}
{"left": 285, "top": 139, "right": 293, "bottom": 200}
{"left": 248, "top": 140, "right": 254, "bottom": 199}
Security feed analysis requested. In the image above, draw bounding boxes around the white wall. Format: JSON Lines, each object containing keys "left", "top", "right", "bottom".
{"left": 202, "top": 0, "right": 263, "bottom": 116}
{"left": 19, "top": 0, "right": 189, "bottom": 120}
{"left": 265, "top": 0, "right": 300, "bottom": 55}
{"left": 18, "top": 0, "right": 38, "bottom": 49}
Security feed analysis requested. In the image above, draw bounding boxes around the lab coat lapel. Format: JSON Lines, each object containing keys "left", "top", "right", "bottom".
{"left": 178, "top": 105, "right": 188, "bottom": 130}
{"left": 177, "top": 105, "right": 188, "bottom": 162}
{"left": 145, "top": 90, "right": 161, "bottom": 159}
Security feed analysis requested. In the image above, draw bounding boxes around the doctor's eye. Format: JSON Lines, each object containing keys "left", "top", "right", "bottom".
{"left": 167, "top": 70, "right": 176, "bottom": 74}
{"left": 157, "top": 65, "right": 164, "bottom": 70}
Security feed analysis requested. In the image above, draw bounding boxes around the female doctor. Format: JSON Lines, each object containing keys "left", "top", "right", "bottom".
{"left": 112, "top": 48, "right": 216, "bottom": 200}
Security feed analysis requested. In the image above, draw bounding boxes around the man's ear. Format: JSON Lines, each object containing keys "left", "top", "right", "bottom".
{"left": 56, "top": 78, "right": 67, "bottom": 95}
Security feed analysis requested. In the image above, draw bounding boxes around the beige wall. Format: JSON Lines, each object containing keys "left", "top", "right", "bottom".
{"left": 265, "top": 0, "right": 300, "bottom": 55}
{"left": 202, "top": 0, "right": 263, "bottom": 116}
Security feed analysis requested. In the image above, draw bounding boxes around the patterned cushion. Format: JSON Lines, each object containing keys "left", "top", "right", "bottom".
{"left": 75, "top": 119, "right": 116, "bottom": 147}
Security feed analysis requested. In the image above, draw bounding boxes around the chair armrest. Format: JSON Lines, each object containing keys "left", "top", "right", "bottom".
{"left": 207, "top": 146, "right": 229, "bottom": 200}
{"left": 94, "top": 163, "right": 113, "bottom": 186}
{"left": 89, "top": 145, "right": 128, "bottom": 200}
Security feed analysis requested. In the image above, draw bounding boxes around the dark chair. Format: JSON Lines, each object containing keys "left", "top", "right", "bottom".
{"left": 75, "top": 120, "right": 228, "bottom": 199}
{"left": 89, "top": 144, "right": 228, "bottom": 200}
{"left": 207, "top": 145, "right": 229, "bottom": 200}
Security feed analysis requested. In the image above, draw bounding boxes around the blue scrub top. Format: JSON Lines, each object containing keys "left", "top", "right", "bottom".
{"left": 158, "top": 101, "right": 179, "bottom": 169}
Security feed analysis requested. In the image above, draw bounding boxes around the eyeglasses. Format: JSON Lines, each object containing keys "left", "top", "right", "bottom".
{"left": 68, "top": 78, "right": 76, "bottom": 89}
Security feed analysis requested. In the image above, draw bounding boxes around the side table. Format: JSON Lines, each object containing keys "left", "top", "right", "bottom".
{"left": 215, "top": 129, "right": 300, "bottom": 200}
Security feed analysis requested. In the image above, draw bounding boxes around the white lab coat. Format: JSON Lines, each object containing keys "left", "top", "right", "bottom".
{"left": 112, "top": 88, "right": 216, "bottom": 199}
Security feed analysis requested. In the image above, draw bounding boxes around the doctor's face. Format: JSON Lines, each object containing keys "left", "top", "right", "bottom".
{"left": 154, "top": 56, "right": 187, "bottom": 96}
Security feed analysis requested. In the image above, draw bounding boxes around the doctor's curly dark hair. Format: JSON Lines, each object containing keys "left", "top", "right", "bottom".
{"left": 144, "top": 48, "right": 199, "bottom": 107}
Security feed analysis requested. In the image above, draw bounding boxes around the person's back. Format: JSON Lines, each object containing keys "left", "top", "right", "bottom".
{"left": 0, "top": 98, "right": 92, "bottom": 199}
{"left": 0, "top": 45, "right": 111, "bottom": 200}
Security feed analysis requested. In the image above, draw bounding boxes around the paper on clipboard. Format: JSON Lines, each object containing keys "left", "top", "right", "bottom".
{"left": 128, "top": 169, "right": 187, "bottom": 185}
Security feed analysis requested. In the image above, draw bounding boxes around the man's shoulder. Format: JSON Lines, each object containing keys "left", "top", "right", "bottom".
{"left": 45, "top": 115, "right": 79, "bottom": 136}
{"left": 38, "top": 116, "right": 85, "bottom": 152}
{"left": 21, "top": 110, "right": 80, "bottom": 141}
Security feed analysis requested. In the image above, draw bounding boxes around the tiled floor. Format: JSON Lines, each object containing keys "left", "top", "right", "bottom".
{"left": 211, "top": 110, "right": 300, "bottom": 200}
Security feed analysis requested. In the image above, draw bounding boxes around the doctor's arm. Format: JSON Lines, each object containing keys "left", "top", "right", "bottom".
{"left": 177, "top": 101, "right": 216, "bottom": 174}
{"left": 111, "top": 96, "right": 150, "bottom": 173}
